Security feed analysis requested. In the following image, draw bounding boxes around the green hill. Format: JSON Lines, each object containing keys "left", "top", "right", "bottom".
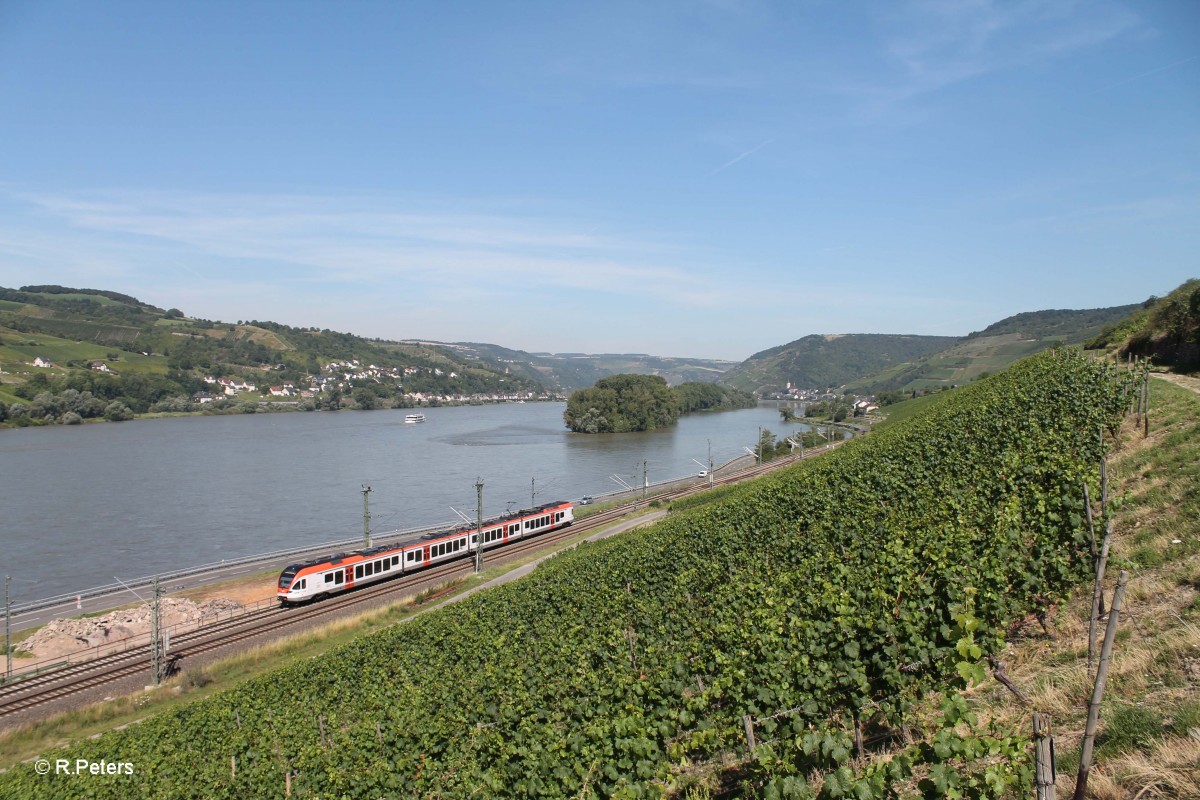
{"left": 1085, "top": 279, "right": 1200, "bottom": 369}
{"left": 718, "top": 333, "right": 958, "bottom": 394}
{"left": 844, "top": 304, "right": 1139, "bottom": 395}
{"left": 0, "top": 285, "right": 544, "bottom": 422}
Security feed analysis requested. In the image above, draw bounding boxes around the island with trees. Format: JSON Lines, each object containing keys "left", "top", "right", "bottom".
{"left": 563, "top": 374, "right": 755, "bottom": 433}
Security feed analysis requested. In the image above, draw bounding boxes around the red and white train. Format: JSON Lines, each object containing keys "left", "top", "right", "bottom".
{"left": 277, "top": 500, "right": 574, "bottom": 604}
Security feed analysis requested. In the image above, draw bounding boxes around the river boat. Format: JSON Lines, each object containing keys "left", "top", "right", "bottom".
{"left": 404, "top": 413, "right": 426, "bottom": 424}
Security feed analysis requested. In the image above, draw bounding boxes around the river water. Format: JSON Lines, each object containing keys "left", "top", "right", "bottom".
{"left": 0, "top": 403, "right": 827, "bottom": 600}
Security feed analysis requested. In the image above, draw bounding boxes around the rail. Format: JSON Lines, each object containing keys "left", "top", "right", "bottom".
{"left": 3, "top": 597, "right": 280, "bottom": 685}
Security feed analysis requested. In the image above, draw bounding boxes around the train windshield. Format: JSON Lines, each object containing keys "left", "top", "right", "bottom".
{"left": 278, "top": 566, "right": 299, "bottom": 589}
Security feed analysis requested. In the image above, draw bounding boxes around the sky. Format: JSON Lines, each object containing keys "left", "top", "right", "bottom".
{"left": 0, "top": 1, "right": 1196, "bottom": 361}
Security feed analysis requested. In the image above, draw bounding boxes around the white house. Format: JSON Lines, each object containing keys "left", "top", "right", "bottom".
{"left": 33, "top": 356, "right": 53, "bottom": 368}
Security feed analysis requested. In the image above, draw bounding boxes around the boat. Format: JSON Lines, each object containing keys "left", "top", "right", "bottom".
{"left": 404, "top": 413, "right": 426, "bottom": 424}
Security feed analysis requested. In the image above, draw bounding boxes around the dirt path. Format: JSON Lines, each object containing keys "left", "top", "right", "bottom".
{"left": 1153, "top": 370, "right": 1200, "bottom": 396}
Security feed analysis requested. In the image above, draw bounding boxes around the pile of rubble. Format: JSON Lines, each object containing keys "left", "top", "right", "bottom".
{"left": 18, "top": 597, "right": 244, "bottom": 660}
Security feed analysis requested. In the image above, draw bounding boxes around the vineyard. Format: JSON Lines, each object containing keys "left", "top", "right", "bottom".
{"left": 1, "top": 349, "right": 1138, "bottom": 799}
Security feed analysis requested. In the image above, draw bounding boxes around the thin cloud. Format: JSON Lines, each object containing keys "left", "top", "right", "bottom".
{"left": 706, "top": 137, "right": 776, "bottom": 176}
{"left": 836, "top": 0, "right": 1143, "bottom": 118}
{"left": 1088, "top": 54, "right": 1198, "bottom": 94}
{"left": 4, "top": 188, "right": 730, "bottom": 306}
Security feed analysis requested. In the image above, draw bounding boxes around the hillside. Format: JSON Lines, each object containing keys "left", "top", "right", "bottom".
{"left": 442, "top": 341, "right": 736, "bottom": 390}
{"left": 843, "top": 304, "right": 1139, "bottom": 395}
{"left": 717, "top": 333, "right": 957, "bottom": 394}
{"left": 0, "top": 285, "right": 544, "bottom": 420}
{"left": 1085, "top": 278, "right": 1200, "bottom": 369}
{"left": 0, "top": 349, "right": 1138, "bottom": 798}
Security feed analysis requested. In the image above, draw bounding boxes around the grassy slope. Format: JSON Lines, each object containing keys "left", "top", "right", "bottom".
{"left": 672, "top": 374, "right": 1199, "bottom": 798}
{"left": 963, "top": 376, "right": 1200, "bottom": 799}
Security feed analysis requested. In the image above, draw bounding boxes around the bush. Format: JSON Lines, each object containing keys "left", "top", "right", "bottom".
{"left": 61, "top": 411, "right": 83, "bottom": 425}
{"left": 103, "top": 401, "right": 134, "bottom": 421}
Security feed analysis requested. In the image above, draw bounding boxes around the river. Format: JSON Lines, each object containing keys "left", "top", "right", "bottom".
{"left": 0, "top": 402, "right": 828, "bottom": 600}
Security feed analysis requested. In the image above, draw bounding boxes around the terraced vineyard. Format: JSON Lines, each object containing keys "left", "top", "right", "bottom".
{"left": 1, "top": 349, "right": 1137, "bottom": 799}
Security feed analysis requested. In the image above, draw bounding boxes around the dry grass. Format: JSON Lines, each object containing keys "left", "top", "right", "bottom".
{"left": 965, "top": 377, "right": 1200, "bottom": 798}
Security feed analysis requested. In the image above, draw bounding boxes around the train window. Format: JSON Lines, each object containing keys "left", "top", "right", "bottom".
{"left": 381, "top": 560, "right": 389, "bottom": 572}
{"left": 367, "top": 562, "right": 375, "bottom": 576}
{"left": 335, "top": 571, "right": 343, "bottom": 584}
{"left": 392, "top": 555, "right": 399, "bottom": 566}
{"left": 355, "top": 565, "right": 363, "bottom": 579}
{"left": 325, "top": 573, "right": 335, "bottom": 584}
{"left": 293, "top": 579, "right": 305, "bottom": 591}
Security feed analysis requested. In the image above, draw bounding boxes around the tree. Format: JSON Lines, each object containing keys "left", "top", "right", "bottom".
{"left": 103, "top": 401, "right": 134, "bottom": 421}
{"left": 352, "top": 387, "right": 378, "bottom": 410}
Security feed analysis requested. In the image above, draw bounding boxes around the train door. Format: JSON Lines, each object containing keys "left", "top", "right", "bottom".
{"left": 423, "top": 544, "right": 431, "bottom": 567}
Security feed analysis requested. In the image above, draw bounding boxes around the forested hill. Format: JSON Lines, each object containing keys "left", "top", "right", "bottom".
{"left": 843, "top": 303, "right": 1144, "bottom": 396}
{"left": 718, "top": 333, "right": 957, "bottom": 395}
{"left": 963, "top": 304, "right": 1140, "bottom": 342}
{"left": 1085, "top": 279, "right": 1200, "bottom": 369}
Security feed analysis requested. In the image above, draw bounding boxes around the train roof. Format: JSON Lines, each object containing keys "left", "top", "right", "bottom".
{"left": 280, "top": 500, "right": 571, "bottom": 574}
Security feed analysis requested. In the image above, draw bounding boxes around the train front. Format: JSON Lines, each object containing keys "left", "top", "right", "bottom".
{"left": 277, "top": 564, "right": 303, "bottom": 605}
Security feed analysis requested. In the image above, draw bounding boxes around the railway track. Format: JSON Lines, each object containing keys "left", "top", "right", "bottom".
{"left": 0, "top": 442, "right": 843, "bottom": 722}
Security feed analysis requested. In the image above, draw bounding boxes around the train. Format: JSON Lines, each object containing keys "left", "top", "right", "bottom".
{"left": 276, "top": 500, "right": 574, "bottom": 605}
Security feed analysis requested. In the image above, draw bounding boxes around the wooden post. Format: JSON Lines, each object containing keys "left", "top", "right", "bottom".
{"left": 1088, "top": 521, "right": 1113, "bottom": 675}
{"left": 1100, "top": 457, "right": 1108, "bottom": 516}
{"left": 1083, "top": 482, "right": 1096, "bottom": 563}
{"left": 1073, "top": 571, "right": 1129, "bottom": 800}
{"left": 1034, "top": 713, "right": 1056, "bottom": 800}
{"left": 743, "top": 714, "right": 757, "bottom": 751}
{"left": 231, "top": 755, "right": 236, "bottom": 780}
{"left": 285, "top": 770, "right": 291, "bottom": 797}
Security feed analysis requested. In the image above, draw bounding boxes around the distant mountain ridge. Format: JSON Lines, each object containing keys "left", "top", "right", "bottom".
{"left": 0, "top": 284, "right": 1152, "bottom": 415}
{"left": 440, "top": 341, "right": 737, "bottom": 391}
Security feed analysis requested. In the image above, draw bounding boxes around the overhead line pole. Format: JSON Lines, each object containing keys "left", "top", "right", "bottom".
{"left": 475, "top": 477, "right": 484, "bottom": 574}
{"left": 112, "top": 574, "right": 162, "bottom": 686}
{"left": 4, "top": 575, "right": 10, "bottom": 682}
{"left": 361, "top": 485, "right": 373, "bottom": 549}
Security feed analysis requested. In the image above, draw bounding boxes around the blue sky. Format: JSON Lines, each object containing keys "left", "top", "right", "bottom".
{"left": 0, "top": 1, "right": 1196, "bottom": 360}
